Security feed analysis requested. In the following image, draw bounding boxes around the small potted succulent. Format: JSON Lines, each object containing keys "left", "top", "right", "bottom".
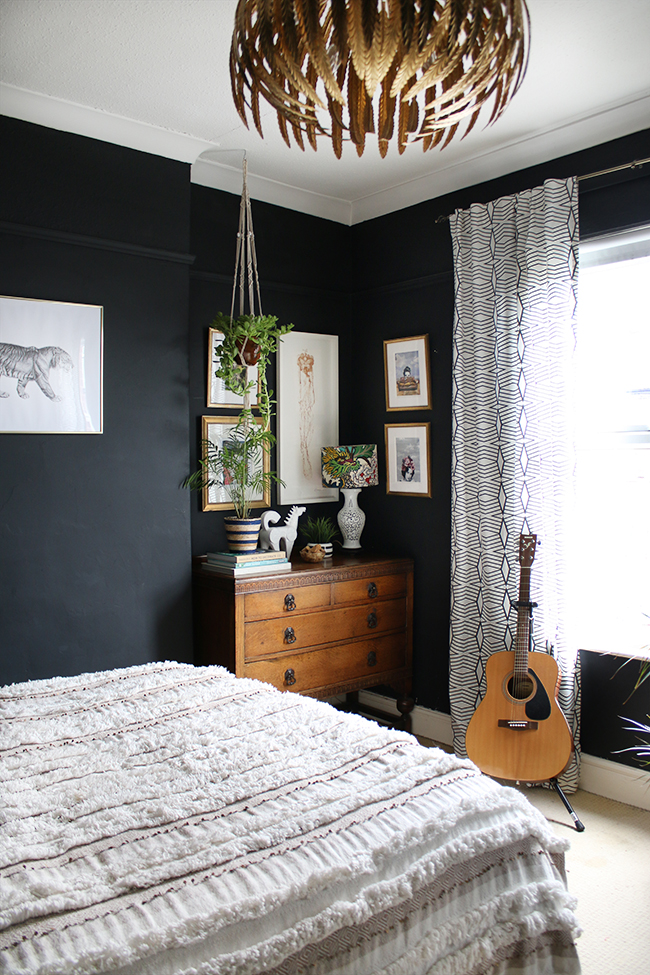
{"left": 299, "top": 515, "right": 339, "bottom": 561}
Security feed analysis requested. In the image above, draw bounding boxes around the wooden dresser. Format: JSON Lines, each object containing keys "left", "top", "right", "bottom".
{"left": 192, "top": 552, "right": 414, "bottom": 728}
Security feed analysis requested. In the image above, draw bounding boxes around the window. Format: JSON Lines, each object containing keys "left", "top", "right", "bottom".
{"left": 571, "top": 227, "right": 650, "bottom": 657}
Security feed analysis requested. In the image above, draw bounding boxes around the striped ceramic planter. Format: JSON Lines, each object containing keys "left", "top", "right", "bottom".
{"left": 223, "top": 517, "right": 262, "bottom": 553}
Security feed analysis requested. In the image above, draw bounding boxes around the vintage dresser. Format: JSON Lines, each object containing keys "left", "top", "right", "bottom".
{"left": 192, "top": 552, "right": 414, "bottom": 727}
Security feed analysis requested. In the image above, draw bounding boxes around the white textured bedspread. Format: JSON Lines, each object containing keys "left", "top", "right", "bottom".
{"left": 0, "top": 663, "right": 580, "bottom": 975}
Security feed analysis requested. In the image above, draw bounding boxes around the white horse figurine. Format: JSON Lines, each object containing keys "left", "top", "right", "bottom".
{"left": 259, "top": 506, "right": 306, "bottom": 560}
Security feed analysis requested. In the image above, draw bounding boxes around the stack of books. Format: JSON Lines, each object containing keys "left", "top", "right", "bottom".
{"left": 203, "top": 549, "right": 290, "bottom": 576}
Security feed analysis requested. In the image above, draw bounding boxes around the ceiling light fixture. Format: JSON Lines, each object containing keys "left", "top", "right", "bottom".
{"left": 230, "top": 0, "right": 530, "bottom": 158}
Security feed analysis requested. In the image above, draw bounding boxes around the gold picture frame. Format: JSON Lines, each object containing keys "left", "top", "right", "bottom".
{"left": 385, "top": 422, "right": 431, "bottom": 497}
{"left": 200, "top": 415, "right": 270, "bottom": 512}
{"left": 383, "top": 334, "right": 432, "bottom": 411}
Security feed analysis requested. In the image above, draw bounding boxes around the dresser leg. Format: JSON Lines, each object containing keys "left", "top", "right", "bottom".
{"left": 346, "top": 690, "right": 359, "bottom": 709}
{"left": 396, "top": 695, "right": 415, "bottom": 734}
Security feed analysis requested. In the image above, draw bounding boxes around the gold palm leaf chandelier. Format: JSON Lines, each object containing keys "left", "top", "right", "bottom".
{"left": 230, "top": 0, "right": 530, "bottom": 158}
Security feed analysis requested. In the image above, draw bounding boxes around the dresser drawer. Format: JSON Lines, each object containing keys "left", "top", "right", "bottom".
{"left": 244, "top": 597, "right": 407, "bottom": 658}
{"left": 243, "top": 633, "right": 407, "bottom": 694}
{"left": 244, "top": 583, "right": 331, "bottom": 621}
{"left": 332, "top": 572, "right": 407, "bottom": 605}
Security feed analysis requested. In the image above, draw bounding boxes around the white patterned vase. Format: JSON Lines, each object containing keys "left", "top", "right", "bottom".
{"left": 337, "top": 489, "right": 365, "bottom": 549}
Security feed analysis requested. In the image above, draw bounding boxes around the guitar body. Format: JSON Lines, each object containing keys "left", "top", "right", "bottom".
{"left": 466, "top": 649, "right": 573, "bottom": 782}
{"left": 465, "top": 535, "right": 574, "bottom": 784}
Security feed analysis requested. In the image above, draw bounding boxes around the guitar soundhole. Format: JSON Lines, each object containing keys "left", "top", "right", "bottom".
{"left": 506, "top": 674, "right": 535, "bottom": 701}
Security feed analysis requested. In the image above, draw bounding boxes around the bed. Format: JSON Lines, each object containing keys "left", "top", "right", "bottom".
{"left": 0, "top": 661, "right": 581, "bottom": 974}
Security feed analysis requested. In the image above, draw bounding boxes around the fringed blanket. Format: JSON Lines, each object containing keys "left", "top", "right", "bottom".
{"left": 0, "top": 663, "right": 580, "bottom": 974}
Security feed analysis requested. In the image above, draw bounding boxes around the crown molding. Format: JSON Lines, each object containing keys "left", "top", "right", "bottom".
{"left": 0, "top": 84, "right": 215, "bottom": 164}
{"left": 191, "top": 156, "right": 353, "bottom": 225}
{"left": 2, "top": 83, "right": 649, "bottom": 227}
{"left": 349, "top": 92, "right": 650, "bottom": 224}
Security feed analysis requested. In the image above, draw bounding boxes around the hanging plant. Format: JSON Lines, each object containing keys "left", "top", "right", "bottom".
{"left": 183, "top": 158, "right": 293, "bottom": 534}
{"left": 210, "top": 311, "right": 293, "bottom": 432}
{"left": 184, "top": 313, "right": 293, "bottom": 520}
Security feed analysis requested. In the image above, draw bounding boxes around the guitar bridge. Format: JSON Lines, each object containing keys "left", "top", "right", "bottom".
{"left": 498, "top": 719, "right": 539, "bottom": 730}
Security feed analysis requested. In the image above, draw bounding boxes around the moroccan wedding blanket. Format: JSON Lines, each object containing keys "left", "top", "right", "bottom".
{"left": 0, "top": 662, "right": 581, "bottom": 974}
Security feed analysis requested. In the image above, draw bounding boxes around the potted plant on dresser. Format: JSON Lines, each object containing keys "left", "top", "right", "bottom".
{"left": 299, "top": 515, "right": 339, "bottom": 561}
{"left": 184, "top": 312, "right": 293, "bottom": 551}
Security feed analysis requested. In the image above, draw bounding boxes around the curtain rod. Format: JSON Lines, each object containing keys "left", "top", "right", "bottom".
{"left": 435, "top": 156, "right": 650, "bottom": 223}
{"left": 577, "top": 156, "right": 649, "bottom": 182}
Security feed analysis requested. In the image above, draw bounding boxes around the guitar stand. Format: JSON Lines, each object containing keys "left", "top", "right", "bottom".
{"left": 514, "top": 598, "right": 585, "bottom": 833}
{"left": 550, "top": 778, "right": 585, "bottom": 832}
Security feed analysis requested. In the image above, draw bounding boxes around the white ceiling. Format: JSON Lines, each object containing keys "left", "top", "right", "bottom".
{"left": 1, "top": 0, "right": 649, "bottom": 225}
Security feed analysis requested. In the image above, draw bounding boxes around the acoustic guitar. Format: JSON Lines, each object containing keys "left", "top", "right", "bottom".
{"left": 465, "top": 534, "right": 573, "bottom": 783}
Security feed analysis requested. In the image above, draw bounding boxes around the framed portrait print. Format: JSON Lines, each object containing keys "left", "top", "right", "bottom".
{"left": 277, "top": 331, "right": 339, "bottom": 505}
{"left": 207, "top": 327, "right": 258, "bottom": 409}
{"left": 0, "top": 295, "right": 103, "bottom": 433}
{"left": 200, "top": 415, "right": 270, "bottom": 512}
{"left": 385, "top": 422, "right": 431, "bottom": 497}
{"left": 384, "top": 334, "right": 431, "bottom": 411}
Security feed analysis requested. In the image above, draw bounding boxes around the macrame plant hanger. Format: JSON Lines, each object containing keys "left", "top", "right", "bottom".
{"left": 230, "top": 156, "right": 262, "bottom": 417}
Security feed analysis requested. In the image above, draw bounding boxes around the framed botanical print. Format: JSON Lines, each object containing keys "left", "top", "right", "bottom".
{"left": 383, "top": 334, "right": 431, "bottom": 411}
{"left": 207, "top": 327, "right": 258, "bottom": 408}
{"left": 385, "top": 422, "right": 431, "bottom": 497}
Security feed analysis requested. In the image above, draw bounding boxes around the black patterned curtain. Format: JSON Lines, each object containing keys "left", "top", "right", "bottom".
{"left": 449, "top": 178, "right": 581, "bottom": 791}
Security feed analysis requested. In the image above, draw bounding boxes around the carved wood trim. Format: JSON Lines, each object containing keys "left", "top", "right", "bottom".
{"left": 230, "top": 559, "right": 413, "bottom": 592}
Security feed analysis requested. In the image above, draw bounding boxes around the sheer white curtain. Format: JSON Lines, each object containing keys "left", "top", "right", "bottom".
{"left": 449, "top": 177, "right": 581, "bottom": 791}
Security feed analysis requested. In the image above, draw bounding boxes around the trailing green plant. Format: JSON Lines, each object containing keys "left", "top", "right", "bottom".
{"left": 210, "top": 312, "right": 293, "bottom": 429}
{"left": 300, "top": 515, "right": 340, "bottom": 544}
{"left": 184, "top": 313, "right": 293, "bottom": 518}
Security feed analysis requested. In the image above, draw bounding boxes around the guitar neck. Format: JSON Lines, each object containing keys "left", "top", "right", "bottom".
{"left": 515, "top": 565, "right": 532, "bottom": 675}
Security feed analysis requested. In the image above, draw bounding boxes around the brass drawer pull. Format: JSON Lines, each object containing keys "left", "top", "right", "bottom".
{"left": 367, "top": 611, "right": 378, "bottom": 628}
{"left": 367, "top": 651, "right": 377, "bottom": 667}
{"left": 284, "top": 626, "right": 297, "bottom": 644}
{"left": 284, "top": 668, "right": 296, "bottom": 686}
{"left": 284, "top": 593, "right": 296, "bottom": 612}
{"left": 367, "top": 582, "right": 378, "bottom": 598}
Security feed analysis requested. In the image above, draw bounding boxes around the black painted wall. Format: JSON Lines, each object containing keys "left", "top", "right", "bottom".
{"left": 2, "top": 113, "right": 648, "bottom": 770}
{"left": 0, "top": 117, "right": 194, "bottom": 684}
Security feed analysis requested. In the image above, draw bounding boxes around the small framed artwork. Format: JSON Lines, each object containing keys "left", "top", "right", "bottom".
{"left": 200, "top": 415, "right": 270, "bottom": 512}
{"left": 383, "top": 334, "right": 431, "bottom": 411}
{"left": 0, "top": 295, "right": 103, "bottom": 433}
{"left": 277, "top": 330, "right": 339, "bottom": 505}
{"left": 207, "top": 327, "right": 258, "bottom": 409}
{"left": 385, "top": 422, "right": 431, "bottom": 497}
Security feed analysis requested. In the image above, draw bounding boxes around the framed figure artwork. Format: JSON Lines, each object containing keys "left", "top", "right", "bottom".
{"left": 385, "top": 422, "right": 431, "bottom": 498}
{"left": 0, "top": 295, "right": 103, "bottom": 434}
{"left": 200, "top": 415, "right": 270, "bottom": 512}
{"left": 207, "top": 327, "right": 258, "bottom": 408}
{"left": 277, "top": 331, "right": 339, "bottom": 505}
{"left": 383, "top": 334, "right": 431, "bottom": 411}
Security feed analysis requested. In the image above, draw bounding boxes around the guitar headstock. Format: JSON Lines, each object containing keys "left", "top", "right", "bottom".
{"left": 518, "top": 534, "right": 537, "bottom": 567}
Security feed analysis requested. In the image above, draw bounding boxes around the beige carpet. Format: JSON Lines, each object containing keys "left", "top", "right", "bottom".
{"left": 521, "top": 786, "right": 650, "bottom": 975}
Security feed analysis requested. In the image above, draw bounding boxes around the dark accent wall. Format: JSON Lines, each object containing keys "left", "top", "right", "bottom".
{"left": 2, "top": 112, "right": 648, "bottom": 772}
{"left": 0, "top": 117, "right": 194, "bottom": 684}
